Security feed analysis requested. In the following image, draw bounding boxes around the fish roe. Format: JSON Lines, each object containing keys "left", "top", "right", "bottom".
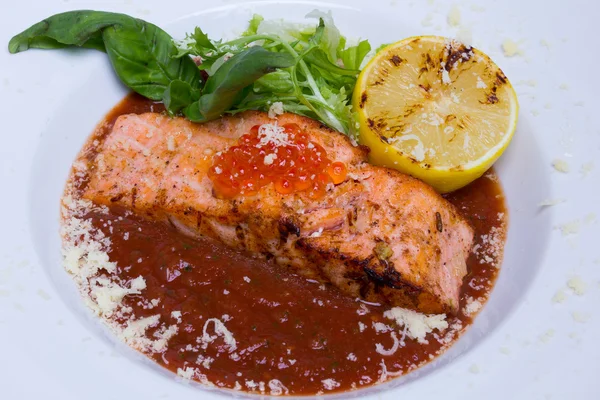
{"left": 208, "top": 123, "right": 347, "bottom": 198}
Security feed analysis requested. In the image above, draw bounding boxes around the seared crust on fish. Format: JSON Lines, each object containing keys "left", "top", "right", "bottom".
{"left": 83, "top": 111, "right": 474, "bottom": 314}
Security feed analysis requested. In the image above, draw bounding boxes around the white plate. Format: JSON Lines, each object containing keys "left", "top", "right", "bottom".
{"left": 1, "top": 1, "right": 599, "bottom": 399}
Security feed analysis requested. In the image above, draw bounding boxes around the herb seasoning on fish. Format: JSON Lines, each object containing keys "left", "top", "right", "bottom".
{"left": 60, "top": 93, "right": 507, "bottom": 395}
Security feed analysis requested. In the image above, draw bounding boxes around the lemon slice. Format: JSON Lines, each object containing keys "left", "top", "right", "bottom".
{"left": 353, "top": 36, "right": 518, "bottom": 193}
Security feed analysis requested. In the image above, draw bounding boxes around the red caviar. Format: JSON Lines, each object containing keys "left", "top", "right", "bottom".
{"left": 208, "top": 123, "right": 347, "bottom": 199}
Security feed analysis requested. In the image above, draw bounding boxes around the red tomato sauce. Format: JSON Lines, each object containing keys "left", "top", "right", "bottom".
{"left": 67, "top": 93, "right": 507, "bottom": 395}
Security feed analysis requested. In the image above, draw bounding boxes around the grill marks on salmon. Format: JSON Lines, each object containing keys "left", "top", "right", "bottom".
{"left": 82, "top": 111, "right": 474, "bottom": 314}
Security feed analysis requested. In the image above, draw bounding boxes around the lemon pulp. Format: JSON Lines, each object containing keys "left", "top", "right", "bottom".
{"left": 353, "top": 36, "right": 518, "bottom": 192}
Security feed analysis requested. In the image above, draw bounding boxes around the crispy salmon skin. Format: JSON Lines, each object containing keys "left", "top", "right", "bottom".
{"left": 83, "top": 111, "right": 474, "bottom": 314}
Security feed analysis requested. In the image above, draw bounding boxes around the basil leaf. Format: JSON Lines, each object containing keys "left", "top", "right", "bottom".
{"left": 183, "top": 100, "right": 203, "bottom": 122}
{"left": 163, "top": 80, "right": 200, "bottom": 115}
{"left": 253, "top": 70, "right": 294, "bottom": 93}
{"left": 195, "top": 46, "right": 294, "bottom": 120}
{"left": 9, "top": 10, "right": 202, "bottom": 101}
{"left": 339, "top": 39, "right": 371, "bottom": 70}
{"left": 102, "top": 21, "right": 201, "bottom": 100}
{"left": 8, "top": 10, "right": 136, "bottom": 53}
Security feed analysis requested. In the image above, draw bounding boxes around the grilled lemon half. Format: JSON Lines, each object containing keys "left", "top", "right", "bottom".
{"left": 353, "top": 36, "right": 518, "bottom": 193}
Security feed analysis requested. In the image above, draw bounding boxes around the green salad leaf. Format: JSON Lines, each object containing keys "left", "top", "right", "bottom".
{"left": 188, "top": 47, "right": 294, "bottom": 121}
{"left": 9, "top": 9, "right": 372, "bottom": 136}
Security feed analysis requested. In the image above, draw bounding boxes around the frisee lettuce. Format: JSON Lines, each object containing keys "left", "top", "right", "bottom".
{"left": 175, "top": 11, "right": 371, "bottom": 136}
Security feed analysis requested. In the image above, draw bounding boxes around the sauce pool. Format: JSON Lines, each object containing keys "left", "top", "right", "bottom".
{"left": 68, "top": 93, "right": 507, "bottom": 395}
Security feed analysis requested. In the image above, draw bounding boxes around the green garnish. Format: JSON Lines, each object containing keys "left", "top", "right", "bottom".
{"left": 9, "top": 9, "right": 371, "bottom": 136}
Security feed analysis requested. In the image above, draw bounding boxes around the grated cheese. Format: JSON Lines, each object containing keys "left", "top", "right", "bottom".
{"left": 558, "top": 219, "right": 580, "bottom": 236}
{"left": 321, "top": 378, "right": 340, "bottom": 391}
{"left": 501, "top": 39, "right": 522, "bottom": 57}
{"left": 567, "top": 276, "right": 587, "bottom": 295}
{"left": 463, "top": 296, "right": 483, "bottom": 316}
{"left": 552, "top": 289, "right": 567, "bottom": 303}
{"left": 200, "top": 318, "right": 237, "bottom": 352}
{"left": 257, "top": 123, "right": 292, "bottom": 148}
{"left": 61, "top": 193, "right": 179, "bottom": 357}
{"left": 581, "top": 161, "right": 594, "bottom": 176}
{"left": 263, "top": 153, "right": 277, "bottom": 165}
{"left": 372, "top": 322, "right": 393, "bottom": 333}
{"left": 572, "top": 311, "right": 589, "bottom": 323}
{"left": 375, "top": 331, "right": 400, "bottom": 356}
{"left": 268, "top": 102, "right": 284, "bottom": 119}
{"left": 539, "top": 328, "right": 555, "bottom": 343}
{"left": 383, "top": 307, "right": 448, "bottom": 344}
{"left": 552, "top": 159, "right": 570, "bottom": 173}
{"left": 447, "top": 5, "right": 461, "bottom": 26}
{"left": 268, "top": 379, "right": 289, "bottom": 395}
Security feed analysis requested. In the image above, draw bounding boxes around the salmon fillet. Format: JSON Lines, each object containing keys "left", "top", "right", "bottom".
{"left": 82, "top": 111, "right": 474, "bottom": 314}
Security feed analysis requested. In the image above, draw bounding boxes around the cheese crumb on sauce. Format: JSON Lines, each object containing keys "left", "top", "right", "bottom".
{"left": 177, "top": 367, "right": 196, "bottom": 380}
{"left": 321, "top": 378, "right": 340, "bottom": 391}
{"left": 200, "top": 318, "right": 237, "bottom": 352}
{"left": 268, "top": 379, "right": 289, "bottom": 395}
{"left": 383, "top": 307, "right": 448, "bottom": 344}
{"left": 358, "top": 321, "right": 367, "bottom": 332}
{"left": 61, "top": 193, "right": 181, "bottom": 357}
{"left": 463, "top": 296, "right": 483, "bottom": 316}
{"left": 375, "top": 331, "right": 400, "bottom": 356}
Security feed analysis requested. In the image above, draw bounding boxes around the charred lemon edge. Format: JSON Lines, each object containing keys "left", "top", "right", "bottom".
{"left": 353, "top": 35, "right": 519, "bottom": 193}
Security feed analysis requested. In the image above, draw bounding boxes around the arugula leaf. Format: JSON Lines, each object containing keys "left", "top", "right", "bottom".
{"left": 191, "top": 26, "right": 216, "bottom": 51}
{"left": 303, "top": 48, "right": 359, "bottom": 75}
{"left": 188, "top": 46, "right": 294, "bottom": 121}
{"left": 9, "top": 11, "right": 202, "bottom": 101}
{"left": 305, "top": 10, "right": 341, "bottom": 62}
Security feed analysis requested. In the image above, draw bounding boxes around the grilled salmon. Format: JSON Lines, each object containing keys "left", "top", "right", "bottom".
{"left": 82, "top": 111, "right": 474, "bottom": 314}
